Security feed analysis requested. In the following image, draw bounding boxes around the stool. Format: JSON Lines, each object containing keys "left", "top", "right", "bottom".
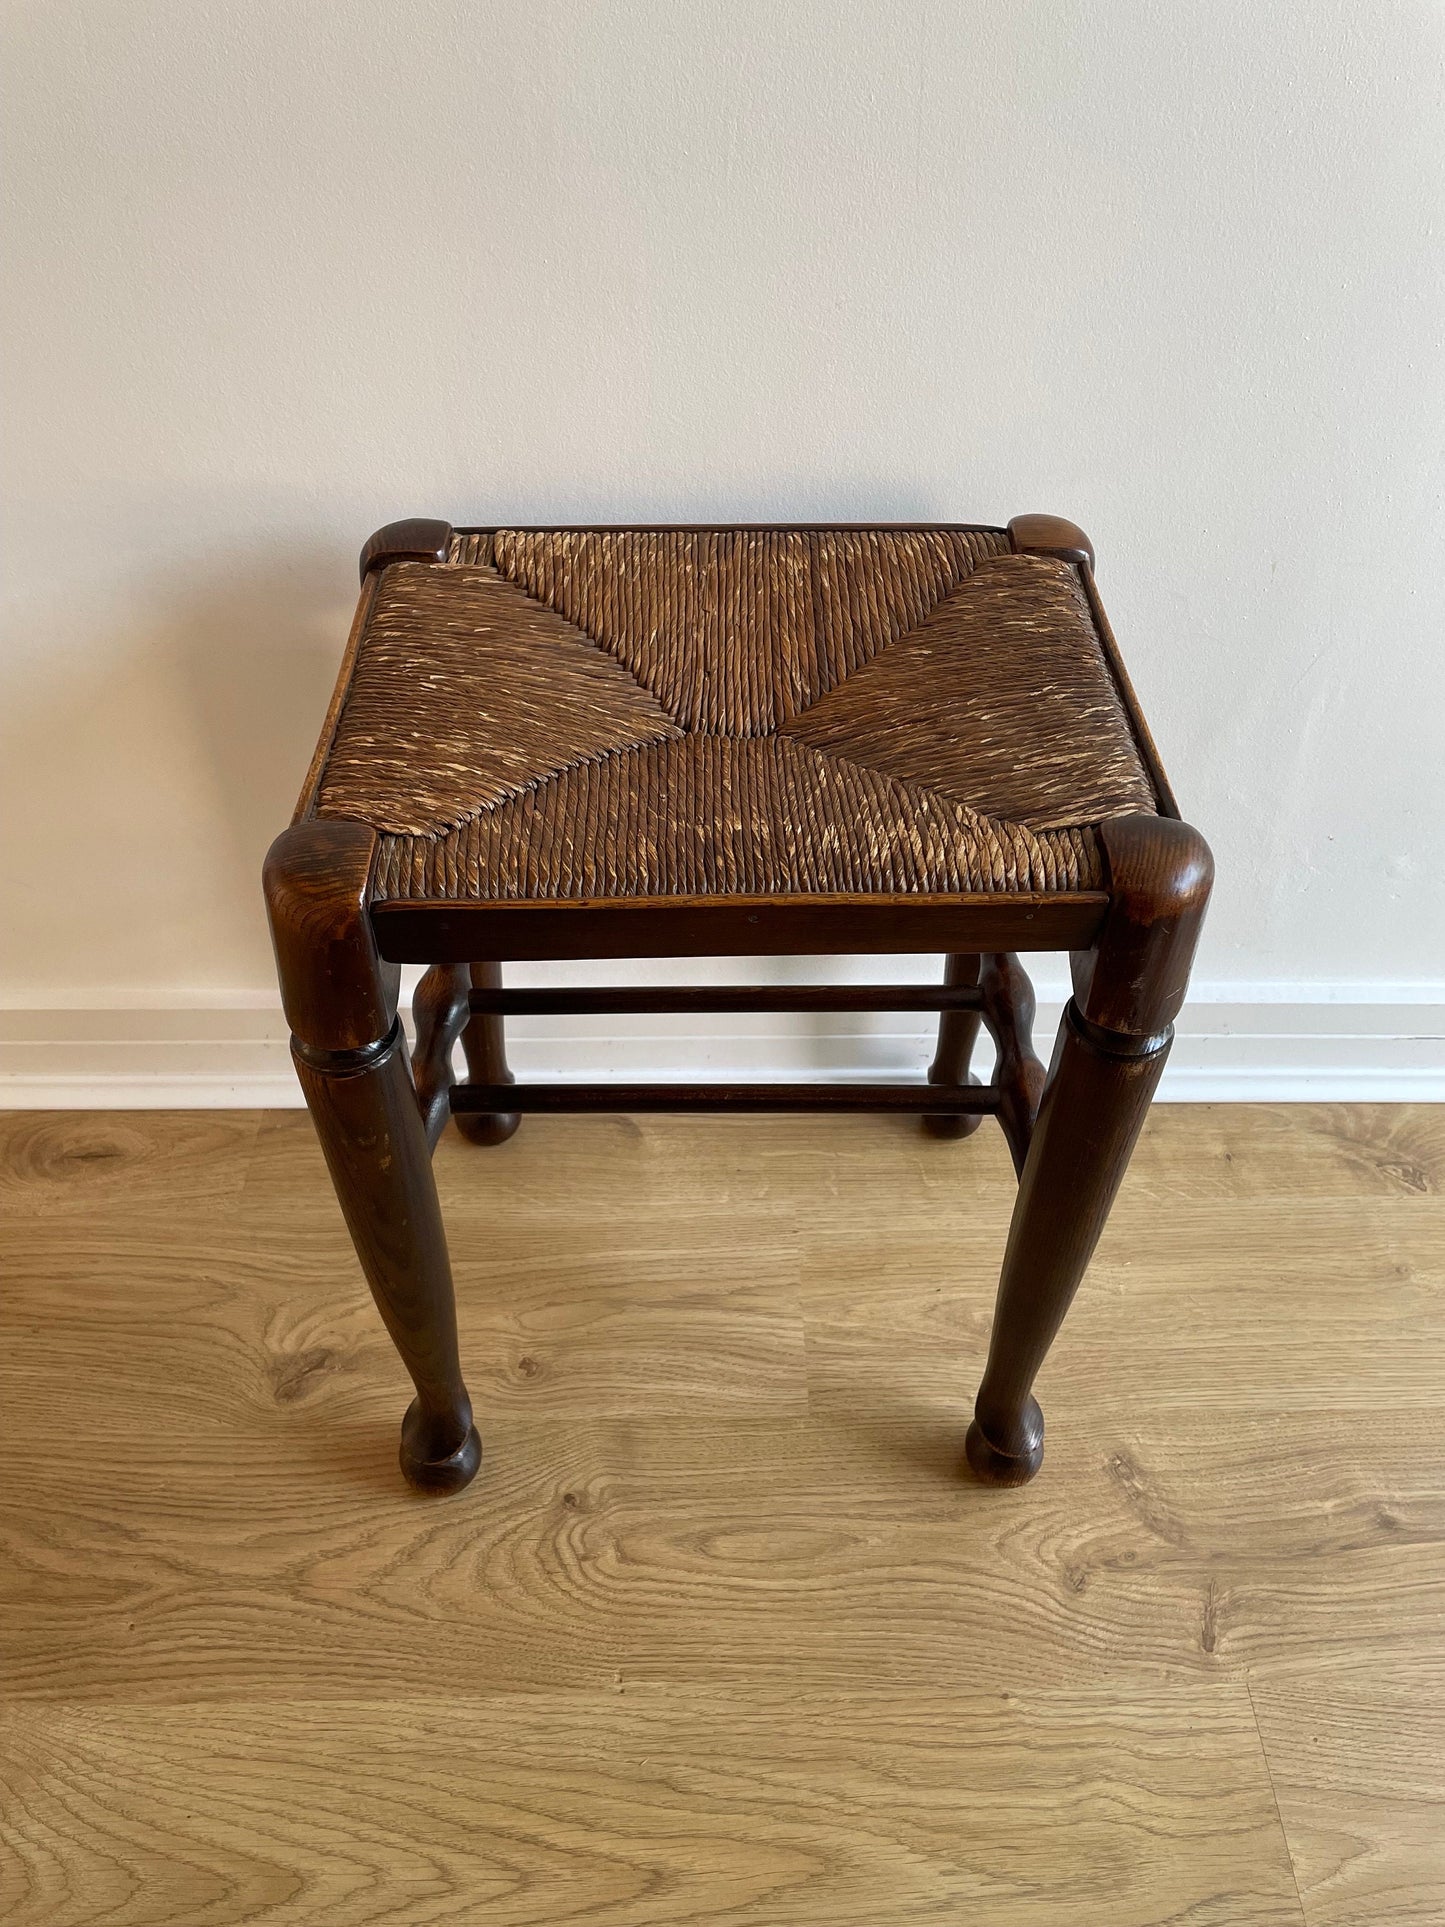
{"left": 265, "top": 515, "right": 1211, "bottom": 1495}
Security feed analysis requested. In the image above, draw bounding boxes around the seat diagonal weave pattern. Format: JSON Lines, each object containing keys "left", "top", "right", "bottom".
{"left": 313, "top": 527, "right": 1158, "bottom": 902}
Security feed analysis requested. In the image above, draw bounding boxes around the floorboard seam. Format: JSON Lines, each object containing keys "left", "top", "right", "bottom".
{"left": 1246, "top": 1676, "right": 1310, "bottom": 1927}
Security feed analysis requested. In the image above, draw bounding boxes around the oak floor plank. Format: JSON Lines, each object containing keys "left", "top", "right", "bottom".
{"left": 802, "top": 1197, "right": 1445, "bottom": 1413}
{"left": 1118, "top": 1102, "right": 1445, "bottom": 1203}
{"left": 1251, "top": 1669, "right": 1445, "bottom": 1927}
{"left": 0, "top": 1211, "right": 808, "bottom": 1428}
{"left": 0, "top": 1109, "right": 262, "bottom": 1219}
{"left": 3, "top": 1406, "right": 1442, "bottom": 1702}
{"left": 242, "top": 1101, "right": 1445, "bottom": 1227}
{"left": 243, "top": 1106, "right": 984, "bottom": 1227}
{"left": 0, "top": 1689, "right": 1304, "bottom": 1927}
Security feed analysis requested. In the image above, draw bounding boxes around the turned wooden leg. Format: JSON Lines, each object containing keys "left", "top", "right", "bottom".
{"left": 924, "top": 953, "right": 984, "bottom": 1139}
{"left": 456, "top": 962, "right": 521, "bottom": 1146}
{"left": 264, "top": 819, "right": 481, "bottom": 1495}
{"left": 978, "top": 952, "right": 1047, "bottom": 1178}
{"left": 966, "top": 817, "right": 1213, "bottom": 1485}
{"left": 411, "top": 965, "right": 471, "bottom": 1151}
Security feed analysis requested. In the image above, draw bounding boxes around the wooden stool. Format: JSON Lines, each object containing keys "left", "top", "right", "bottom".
{"left": 266, "top": 516, "right": 1211, "bottom": 1495}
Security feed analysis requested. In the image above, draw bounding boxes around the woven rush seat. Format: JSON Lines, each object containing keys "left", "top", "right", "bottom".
{"left": 306, "top": 524, "right": 1162, "bottom": 905}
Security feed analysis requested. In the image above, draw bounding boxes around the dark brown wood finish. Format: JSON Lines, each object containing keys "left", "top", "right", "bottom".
{"left": 263, "top": 819, "right": 396, "bottom": 1052}
{"left": 978, "top": 952, "right": 1048, "bottom": 1177}
{"left": 1071, "top": 816, "right": 1214, "bottom": 1035}
{"left": 456, "top": 962, "right": 520, "bottom": 1146}
{"left": 965, "top": 813, "right": 1213, "bottom": 1484}
{"left": 410, "top": 964, "right": 472, "bottom": 1152}
{"left": 371, "top": 893, "right": 1109, "bottom": 964}
{"left": 264, "top": 820, "right": 481, "bottom": 1494}
{"left": 1006, "top": 513, "right": 1095, "bottom": 568}
{"left": 450, "top": 1082, "right": 1003, "bottom": 1116}
{"left": 924, "top": 954, "right": 985, "bottom": 1140}
{"left": 358, "top": 517, "right": 454, "bottom": 583}
{"left": 466, "top": 984, "right": 986, "bottom": 1015}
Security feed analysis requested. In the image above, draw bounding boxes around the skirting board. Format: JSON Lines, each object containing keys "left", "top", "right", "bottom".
{"left": 2, "top": 984, "right": 1443, "bottom": 1106}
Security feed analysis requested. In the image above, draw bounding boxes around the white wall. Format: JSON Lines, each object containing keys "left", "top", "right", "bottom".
{"left": 3, "top": 2, "right": 1444, "bottom": 1097}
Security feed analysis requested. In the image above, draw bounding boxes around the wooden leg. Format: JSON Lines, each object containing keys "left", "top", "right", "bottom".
{"left": 924, "top": 953, "right": 984, "bottom": 1139}
{"left": 293, "top": 1031, "right": 481, "bottom": 1491}
{"left": 265, "top": 820, "right": 481, "bottom": 1495}
{"left": 411, "top": 965, "right": 471, "bottom": 1151}
{"left": 966, "top": 1009, "right": 1169, "bottom": 1482}
{"left": 456, "top": 962, "right": 521, "bottom": 1146}
{"left": 966, "top": 817, "right": 1213, "bottom": 1484}
{"left": 978, "top": 952, "right": 1047, "bottom": 1178}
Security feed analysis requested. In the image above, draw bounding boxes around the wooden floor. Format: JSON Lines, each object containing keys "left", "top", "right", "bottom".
{"left": 1, "top": 1103, "right": 1442, "bottom": 1925}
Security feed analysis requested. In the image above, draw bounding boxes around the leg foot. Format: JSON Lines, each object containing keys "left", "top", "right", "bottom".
{"left": 965, "top": 1402, "right": 1044, "bottom": 1485}
{"left": 401, "top": 1398, "right": 483, "bottom": 1494}
{"left": 456, "top": 1109, "right": 521, "bottom": 1147}
{"left": 922, "top": 1096, "right": 983, "bottom": 1141}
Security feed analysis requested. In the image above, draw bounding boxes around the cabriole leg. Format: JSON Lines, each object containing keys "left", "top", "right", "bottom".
{"left": 966, "top": 817, "right": 1213, "bottom": 1484}
{"left": 264, "top": 819, "right": 481, "bottom": 1495}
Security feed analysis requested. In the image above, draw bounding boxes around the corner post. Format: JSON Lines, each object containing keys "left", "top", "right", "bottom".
{"left": 264, "top": 818, "right": 481, "bottom": 1494}
{"left": 966, "top": 813, "right": 1213, "bottom": 1483}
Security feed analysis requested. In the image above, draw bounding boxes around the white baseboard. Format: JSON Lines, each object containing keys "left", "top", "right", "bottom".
{"left": 2, "top": 979, "right": 1443, "bottom": 1106}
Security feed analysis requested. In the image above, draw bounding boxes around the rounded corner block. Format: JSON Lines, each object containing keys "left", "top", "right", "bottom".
{"left": 359, "top": 518, "right": 455, "bottom": 584}
{"left": 1073, "top": 814, "right": 1213, "bottom": 1037}
{"left": 1111, "top": 813, "right": 1213, "bottom": 911}
{"left": 1008, "top": 514, "right": 1095, "bottom": 569}
{"left": 263, "top": 817, "right": 395, "bottom": 1051}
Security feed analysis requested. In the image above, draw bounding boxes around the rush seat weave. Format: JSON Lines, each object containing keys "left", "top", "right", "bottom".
{"left": 308, "top": 526, "right": 1160, "bottom": 904}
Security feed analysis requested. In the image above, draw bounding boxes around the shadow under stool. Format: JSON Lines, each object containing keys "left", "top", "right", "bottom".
{"left": 265, "top": 514, "right": 1211, "bottom": 1495}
